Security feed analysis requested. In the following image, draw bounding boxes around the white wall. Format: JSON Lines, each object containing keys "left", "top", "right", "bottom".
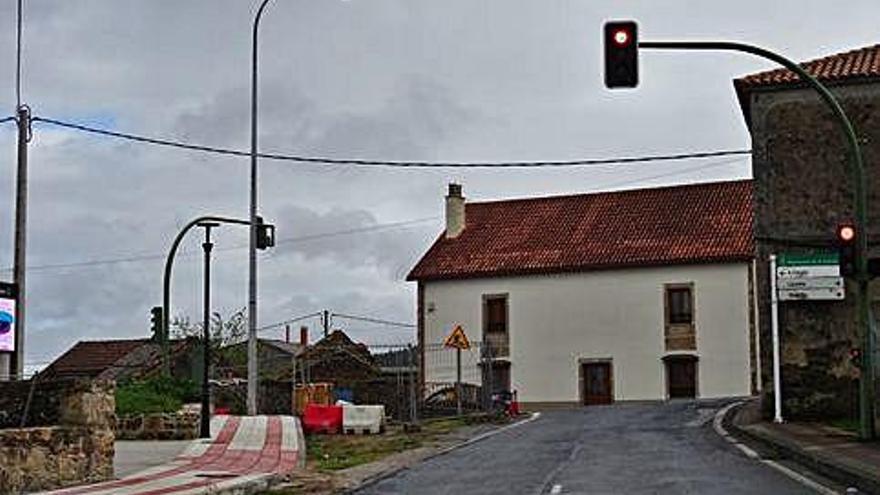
{"left": 422, "top": 263, "right": 752, "bottom": 403}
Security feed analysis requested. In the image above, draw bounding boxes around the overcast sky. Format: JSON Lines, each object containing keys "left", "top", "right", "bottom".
{"left": 0, "top": 0, "right": 877, "bottom": 370}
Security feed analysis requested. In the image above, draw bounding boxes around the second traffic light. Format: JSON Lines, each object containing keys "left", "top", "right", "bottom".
{"left": 604, "top": 21, "right": 638, "bottom": 88}
{"left": 150, "top": 306, "right": 164, "bottom": 341}
{"left": 836, "top": 222, "right": 857, "bottom": 277}
{"left": 256, "top": 216, "right": 276, "bottom": 250}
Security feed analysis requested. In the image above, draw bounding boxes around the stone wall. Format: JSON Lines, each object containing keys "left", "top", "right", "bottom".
{"left": 116, "top": 412, "right": 199, "bottom": 440}
{"left": 746, "top": 81, "right": 880, "bottom": 420}
{"left": 0, "top": 379, "right": 115, "bottom": 493}
{"left": 0, "top": 426, "right": 114, "bottom": 493}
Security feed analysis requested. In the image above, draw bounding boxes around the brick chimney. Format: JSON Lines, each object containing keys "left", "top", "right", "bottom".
{"left": 445, "top": 183, "right": 466, "bottom": 239}
{"left": 300, "top": 326, "right": 309, "bottom": 347}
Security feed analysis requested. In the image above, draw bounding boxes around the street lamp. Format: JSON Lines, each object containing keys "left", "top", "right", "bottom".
{"left": 248, "top": 0, "right": 275, "bottom": 417}
{"left": 197, "top": 222, "right": 220, "bottom": 439}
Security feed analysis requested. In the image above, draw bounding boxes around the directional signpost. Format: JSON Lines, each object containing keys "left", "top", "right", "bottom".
{"left": 776, "top": 253, "right": 844, "bottom": 302}
{"left": 770, "top": 253, "right": 845, "bottom": 423}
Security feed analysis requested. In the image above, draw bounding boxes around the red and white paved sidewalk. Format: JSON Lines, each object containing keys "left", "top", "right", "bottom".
{"left": 41, "top": 415, "right": 303, "bottom": 495}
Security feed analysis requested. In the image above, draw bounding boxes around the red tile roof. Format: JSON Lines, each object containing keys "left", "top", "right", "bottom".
{"left": 734, "top": 44, "right": 880, "bottom": 127}
{"left": 736, "top": 44, "right": 880, "bottom": 89}
{"left": 43, "top": 339, "right": 149, "bottom": 378}
{"left": 407, "top": 180, "right": 753, "bottom": 281}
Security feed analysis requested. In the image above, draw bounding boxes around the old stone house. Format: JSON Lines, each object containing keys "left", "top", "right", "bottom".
{"left": 735, "top": 44, "right": 880, "bottom": 420}
{"left": 408, "top": 182, "right": 757, "bottom": 407}
{"left": 218, "top": 338, "right": 304, "bottom": 380}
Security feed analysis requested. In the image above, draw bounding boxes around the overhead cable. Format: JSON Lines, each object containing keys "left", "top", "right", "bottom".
{"left": 33, "top": 116, "right": 752, "bottom": 169}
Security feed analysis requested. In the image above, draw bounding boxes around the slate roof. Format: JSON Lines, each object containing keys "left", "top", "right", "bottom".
{"left": 407, "top": 180, "right": 754, "bottom": 281}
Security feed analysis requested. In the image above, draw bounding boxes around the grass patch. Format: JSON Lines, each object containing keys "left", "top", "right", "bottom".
{"left": 306, "top": 415, "right": 499, "bottom": 472}
{"left": 828, "top": 417, "right": 859, "bottom": 433}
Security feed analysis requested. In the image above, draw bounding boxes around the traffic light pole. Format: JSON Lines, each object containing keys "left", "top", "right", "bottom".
{"left": 162, "top": 215, "right": 249, "bottom": 376}
{"left": 639, "top": 40, "right": 873, "bottom": 439}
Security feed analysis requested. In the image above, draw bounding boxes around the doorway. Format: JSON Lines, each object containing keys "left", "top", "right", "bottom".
{"left": 581, "top": 361, "right": 613, "bottom": 405}
{"left": 665, "top": 356, "right": 697, "bottom": 399}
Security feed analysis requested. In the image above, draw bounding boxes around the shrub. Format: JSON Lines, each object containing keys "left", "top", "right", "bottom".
{"left": 116, "top": 376, "right": 199, "bottom": 416}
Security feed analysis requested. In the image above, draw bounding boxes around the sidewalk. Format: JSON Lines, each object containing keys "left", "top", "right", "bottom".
{"left": 38, "top": 415, "right": 304, "bottom": 495}
{"left": 729, "top": 402, "right": 880, "bottom": 494}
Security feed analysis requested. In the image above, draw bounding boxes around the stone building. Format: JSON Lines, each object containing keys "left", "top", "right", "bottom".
{"left": 734, "top": 44, "right": 880, "bottom": 420}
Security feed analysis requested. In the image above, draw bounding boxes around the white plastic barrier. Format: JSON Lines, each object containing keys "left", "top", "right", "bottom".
{"left": 342, "top": 405, "right": 385, "bottom": 434}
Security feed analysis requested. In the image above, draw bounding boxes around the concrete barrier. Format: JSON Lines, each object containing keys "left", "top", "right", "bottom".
{"left": 343, "top": 405, "right": 385, "bottom": 434}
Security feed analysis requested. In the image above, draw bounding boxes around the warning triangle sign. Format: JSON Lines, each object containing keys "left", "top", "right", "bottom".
{"left": 444, "top": 324, "right": 470, "bottom": 350}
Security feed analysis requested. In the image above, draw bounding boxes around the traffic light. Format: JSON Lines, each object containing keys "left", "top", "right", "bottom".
{"left": 850, "top": 348, "right": 862, "bottom": 369}
{"left": 836, "top": 222, "right": 857, "bottom": 277}
{"left": 150, "top": 306, "right": 164, "bottom": 341}
{"left": 256, "top": 216, "right": 276, "bottom": 250}
{"left": 604, "top": 21, "right": 638, "bottom": 88}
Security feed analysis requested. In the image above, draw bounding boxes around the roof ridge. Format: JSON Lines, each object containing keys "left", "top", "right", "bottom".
{"left": 468, "top": 178, "right": 752, "bottom": 207}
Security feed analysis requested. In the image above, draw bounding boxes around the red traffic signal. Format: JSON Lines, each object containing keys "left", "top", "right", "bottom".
{"left": 837, "top": 224, "right": 856, "bottom": 243}
{"left": 836, "top": 222, "right": 858, "bottom": 277}
{"left": 604, "top": 21, "right": 639, "bottom": 88}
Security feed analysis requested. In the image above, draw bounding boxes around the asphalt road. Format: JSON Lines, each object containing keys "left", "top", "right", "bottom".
{"left": 355, "top": 401, "right": 820, "bottom": 495}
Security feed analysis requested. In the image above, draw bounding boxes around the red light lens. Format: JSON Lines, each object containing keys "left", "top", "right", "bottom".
{"left": 613, "top": 29, "right": 631, "bottom": 46}
{"left": 838, "top": 225, "right": 856, "bottom": 242}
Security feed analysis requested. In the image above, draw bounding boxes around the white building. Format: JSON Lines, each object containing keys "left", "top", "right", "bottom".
{"left": 407, "top": 181, "right": 758, "bottom": 407}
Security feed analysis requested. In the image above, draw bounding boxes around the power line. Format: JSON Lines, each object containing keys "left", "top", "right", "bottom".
{"left": 32, "top": 116, "right": 752, "bottom": 168}
{"left": 0, "top": 116, "right": 16, "bottom": 125}
{"left": 332, "top": 312, "right": 416, "bottom": 328}
{"left": 257, "top": 311, "right": 323, "bottom": 332}
{"left": 0, "top": 216, "right": 440, "bottom": 274}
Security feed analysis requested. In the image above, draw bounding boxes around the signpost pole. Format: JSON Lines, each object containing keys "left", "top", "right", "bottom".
{"left": 770, "top": 254, "right": 783, "bottom": 424}
{"left": 456, "top": 347, "right": 462, "bottom": 416}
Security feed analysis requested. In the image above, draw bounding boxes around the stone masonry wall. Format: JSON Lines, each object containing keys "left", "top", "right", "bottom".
{"left": 116, "top": 412, "right": 199, "bottom": 440}
{"left": 0, "top": 380, "right": 115, "bottom": 493}
{"left": 748, "top": 81, "right": 880, "bottom": 420}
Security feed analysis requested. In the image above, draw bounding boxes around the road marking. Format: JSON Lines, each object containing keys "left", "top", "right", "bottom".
{"left": 550, "top": 484, "right": 563, "bottom": 494}
{"left": 760, "top": 459, "right": 839, "bottom": 495}
{"left": 712, "top": 401, "right": 838, "bottom": 495}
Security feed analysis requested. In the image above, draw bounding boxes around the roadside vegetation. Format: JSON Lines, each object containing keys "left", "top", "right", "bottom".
{"left": 115, "top": 376, "right": 199, "bottom": 416}
{"left": 307, "top": 416, "right": 477, "bottom": 471}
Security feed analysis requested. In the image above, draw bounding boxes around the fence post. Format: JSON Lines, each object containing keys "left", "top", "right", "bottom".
{"left": 408, "top": 344, "right": 418, "bottom": 424}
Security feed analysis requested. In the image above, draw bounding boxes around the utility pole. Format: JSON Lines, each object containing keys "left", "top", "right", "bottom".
{"left": 199, "top": 222, "right": 218, "bottom": 439}
{"left": 323, "top": 310, "right": 330, "bottom": 338}
{"left": 12, "top": 105, "right": 30, "bottom": 380}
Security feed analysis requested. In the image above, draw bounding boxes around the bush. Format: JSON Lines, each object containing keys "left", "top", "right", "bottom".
{"left": 116, "top": 376, "right": 199, "bottom": 416}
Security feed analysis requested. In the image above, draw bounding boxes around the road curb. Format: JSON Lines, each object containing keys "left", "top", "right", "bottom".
{"left": 717, "top": 400, "right": 879, "bottom": 495}
{"left": 339, "top": 412, "right": 541, "bottom": 494}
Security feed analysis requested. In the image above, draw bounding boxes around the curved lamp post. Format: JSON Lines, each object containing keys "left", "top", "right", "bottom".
{"left": 161, "top": 215, "right": 250, "bottom": 436}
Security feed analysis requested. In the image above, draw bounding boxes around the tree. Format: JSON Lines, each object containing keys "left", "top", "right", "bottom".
{"left": 171, "top": 308, "right": 247, "bottom": 369}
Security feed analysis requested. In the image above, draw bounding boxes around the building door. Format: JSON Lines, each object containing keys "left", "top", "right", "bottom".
{"left": 582, "top": 362, "right": 613, "bottom": 405}
{"left": 666, "top": 357, "right": 697, "bottom": 398}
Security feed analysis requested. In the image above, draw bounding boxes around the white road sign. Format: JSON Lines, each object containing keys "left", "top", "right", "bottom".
{"left": 777, "top": 276, "right": 844, "bottom": 290}
{"left": 776, "top": 265, "right": 840, "bottom": 278}
{"left": 778, "top": 287, "right": 845, "bottom": 301}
